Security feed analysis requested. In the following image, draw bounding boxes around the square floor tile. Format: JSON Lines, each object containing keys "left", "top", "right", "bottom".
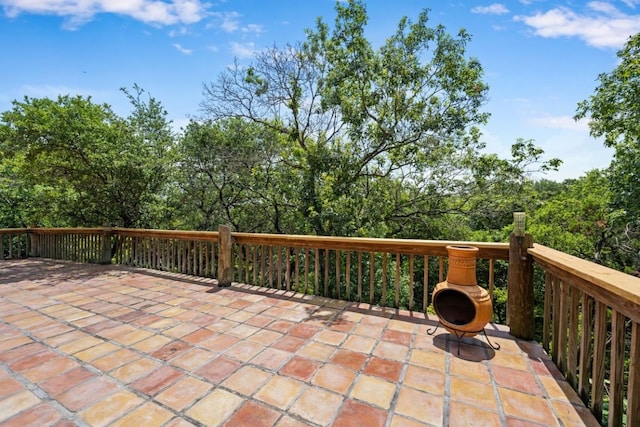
{"left": 254, "top": 375, "right": 305, "bottom": 410}
{"left": 155, "top": 376, "right": 212, "bottom": 411}
{"left": 223, "top": 366, "right": 271, "bottom": 396}
{"left": 350, "top": 375, "right": 396, "bottom": 410}
{"left": 290, "top": 386, "right": 343, "bottom": 426}
{"left": 186, "top": 389, "right": 243, "bottom": 426}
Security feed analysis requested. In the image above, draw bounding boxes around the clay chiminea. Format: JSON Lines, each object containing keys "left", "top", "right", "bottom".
{"left": 430, "top": 245, "right": 494, "bottom": 339}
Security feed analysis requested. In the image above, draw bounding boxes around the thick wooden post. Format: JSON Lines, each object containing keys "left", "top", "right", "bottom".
{"left": 100, "top": 226, "right": 114, "bottom": 265}
{"left": 507, "top": 232, "right": 534, "bottom": 339}
{"left": 217, "top": 225, "right": 234, "bottom": 287}
{"left": 28, "top": 226, "right": 40, "bottom": 258}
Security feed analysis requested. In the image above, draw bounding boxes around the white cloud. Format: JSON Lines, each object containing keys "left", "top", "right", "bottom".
{"left": 211, "top": 11, "right": 240, "bottom": 32}
{"left": 0, "top": 0, "right": 209, "bottom": 29}
{"left": 527, "top": 115, "right": 590, "bottom": 131}
{"left": 471, "top": 4, "right": 509, "bottom": 15}
{"left": 172, "top": 43, "right": 192, "bottom": 54}
{"left": 621, "top": 0, "right": 640, "bottom": 8}
{"left": 230, "top": 41, "right": 256, "bottom": 59}
{"left": 242, "top": 23, "right": 264, "bottom": 35}
{"left": 169, "top": 26, "right": 190, "bottom": 38}
{"left": 515, "top": 1, "right": 640, "bottom": 48}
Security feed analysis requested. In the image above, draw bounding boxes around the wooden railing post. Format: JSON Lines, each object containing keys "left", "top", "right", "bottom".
{"left": 217, "top": 225, "right": 234, "bottom": 287}
{"left": 507, "top": 212, "right": 535, "bottom": 340}
{"left": 28, "top": 225, "right": 39, "bottom": 258}
{"left": 100, "top": 226, "right": 114, "bottom": 265}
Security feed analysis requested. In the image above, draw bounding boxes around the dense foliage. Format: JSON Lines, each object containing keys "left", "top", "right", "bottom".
{"left": 0, "top": 0, "right": 637, "bottom": 275}
{"left": 0, "top": 85, "right": 174, "bottom": 228}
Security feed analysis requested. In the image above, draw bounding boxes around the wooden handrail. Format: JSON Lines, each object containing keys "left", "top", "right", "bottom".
{"left": 529, "top": 244, "right": 640, "bottom": 323}
{"left": 232, "top": 232, "right": 509, "bottom": 259}
{"left": 114, "top": 227, "right": 220, "bottom": 241}
{"left": 0, "top": 228, "right": 29, "bottom": 234}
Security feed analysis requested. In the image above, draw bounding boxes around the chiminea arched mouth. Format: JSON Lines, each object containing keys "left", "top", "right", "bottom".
{"left": 433, "top": 289, "right": 476, "bottom": 326}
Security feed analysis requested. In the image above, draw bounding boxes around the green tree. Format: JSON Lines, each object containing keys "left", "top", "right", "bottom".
{"left": 200, "top": 0, "right": 556, "bottom": 238}
{"left": 528, "top": 170, "right": 611, "bottom": 262}
{"left": 0, "top": 86, "right": 175, "bottom": 227}
{"left": 575, "top": 32, "right": 640, "bottom": 269}
{"left": 171, "top": 118, "right": 299, "bottom": 232}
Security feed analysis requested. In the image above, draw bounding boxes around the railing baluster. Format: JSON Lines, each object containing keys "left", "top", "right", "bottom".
{"left": 276, "top": 246, "right": 282, "bottom": 290}
{"left": 567, "top": 286, "right": 580, "bottom": 388}
{"left": 369, "top": 253, "right": 374, "bottom": 304}
{"left": 245, "top": 244, "right": 250, "bottom": 283}
{"left": 236, "top": 243, "right": 243, "bottom": 283}
{"left": 543, "top": 271, "right": 552, "bottom": 352}
{"left": 578, "top": 293, "right": 593, "bottom": 403}
{"left": 381, "top": 253, "right": 387, "bottom": 306}
{"left": 260, "top": 245, "right": 265, "bottom": 287}
{"left": 408, "top": 255, "right": 414, "bottom": 311}
{"left": 205, "top": 240, "right": 210, "bottom": 277}
{"left": 314, "top": 248, "right": 319, "bottom": 295}
{"left": 423, "top": 255, "right": 429, "bottom": 311}
{"left": 557, "top": 280, "right": 569, "bottom": 375}
{"left": 268, "top": 245, "right": 274, "bottom": 288}
{"left": 628, "top": 321, "right": 640, "bottom": 427}
{"left": 253, "top": 245, "right": 258, "bottom": 285}
{"left": 551, "top": 275, "right": 561, "bottom": 364}
{"left": 303, "top": 248, "right": 309, "bottom": 294}
{"left": 286, "top": 247, "right": 301, "bottom": 292}
{"left": 395, "top": 253, "right": 401, "bottom": 309}
{"left": 346, "top": 250, "right": 351, "bottom": 301}
{"left": 488, "top": 258, "right": 495, "bottom": 299}
{"left": 591, "top": 300, "right": 607, "bottom": 421}
{"left": 335, "top": 250, "right": 341, "bottom": 299}
{"left": 357, "top": 251, "right": 362, "bottom": 302}
{"left": 608, "top": 311, "right": 626, "bottom": 427}
{"left": 324, "top": 249, "right": 329, "bottom": 297}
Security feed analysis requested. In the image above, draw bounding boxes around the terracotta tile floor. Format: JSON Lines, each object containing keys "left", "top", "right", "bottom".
{"left": 0, "top": 259, "right": 600, "bottom": 427}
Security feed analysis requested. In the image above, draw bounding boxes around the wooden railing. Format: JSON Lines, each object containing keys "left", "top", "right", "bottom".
{"left": 113, "top": 228, "right": 220, "bottom": 278}
{"left": 231, "top": 229, "right": 509, "bottom": 312}
{"left": 0, "top": 228, "right": 30, "bottom": 259}
{"left": 14, "top": 226, "right": 510, "bottom": 314}
{"left": 2, "top": 225, "right": 639, "bottom": 426}
{"left": 530, "top": 244, "right": 640, "bottom": 427}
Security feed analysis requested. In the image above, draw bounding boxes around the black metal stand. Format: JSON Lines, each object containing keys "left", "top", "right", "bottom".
{"left": 427, "top": 321, "right": 500, "bottom": 355}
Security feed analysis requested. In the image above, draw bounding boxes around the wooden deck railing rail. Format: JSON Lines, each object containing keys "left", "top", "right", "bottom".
{"left": 2, "top": 225, "right": 639, "bottom": 425}
{"left": 529, "top": 244, "right": 640, "bottom": 427}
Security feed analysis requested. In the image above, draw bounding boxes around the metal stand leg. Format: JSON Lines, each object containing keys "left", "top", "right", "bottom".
{"left": 426, "top": 323, "right": 500, "bottom": 355}
{"left": 426, "top": 322, "right": 441, "bottom": 336}
{"left": 481, "top": 329, "right": 501, "bottom": 350}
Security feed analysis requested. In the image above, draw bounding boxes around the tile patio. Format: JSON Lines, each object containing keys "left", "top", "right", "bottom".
{"left": 0, "top": 259, "right": 599, "bottom": 427}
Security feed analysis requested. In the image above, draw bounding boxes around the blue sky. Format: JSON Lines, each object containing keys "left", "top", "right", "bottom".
{"left": 1, "top": 1, "right": 638, "bottom": 181}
